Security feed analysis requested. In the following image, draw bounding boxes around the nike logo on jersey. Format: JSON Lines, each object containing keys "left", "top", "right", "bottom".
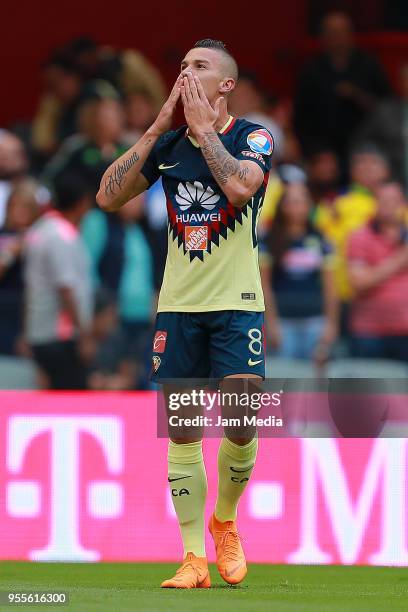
{"left": 248, "top": 358, "right": 263, "bottom": 366}
{"left": 159, "top": 163, "right": 180, "bottom": 170}
{"left": 168, "top": 475, "right": 192, "bottom": 483}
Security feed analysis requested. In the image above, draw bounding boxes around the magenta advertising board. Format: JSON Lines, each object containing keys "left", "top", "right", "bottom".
{"left": 1, "top": 391, "right": 407, "bottom": 565}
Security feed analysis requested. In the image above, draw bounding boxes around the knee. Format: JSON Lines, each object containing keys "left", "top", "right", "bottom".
{"left": 169, "top": 437, "right": 203, "bottom": 444}
{"left": 224, "top": 435, "right": 255, "bottom": 446}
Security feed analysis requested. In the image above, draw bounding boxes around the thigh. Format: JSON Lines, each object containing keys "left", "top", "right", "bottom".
{"left": 151, "top": 312, "right": 210, "bottom": 382}
{"left": 161, "top": 383, "right": 205, "bottom": 442}
{"left": 208, "top": 311, "right": 265, "bottom": 379}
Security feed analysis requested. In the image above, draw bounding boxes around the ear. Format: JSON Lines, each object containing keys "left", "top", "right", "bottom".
{"left": 219, "top": 77, "right": 236, "bottom": 95}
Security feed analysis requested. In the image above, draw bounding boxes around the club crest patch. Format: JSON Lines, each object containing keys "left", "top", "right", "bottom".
{"left": 152, "top": 355, "right": 161, "bottom": 372}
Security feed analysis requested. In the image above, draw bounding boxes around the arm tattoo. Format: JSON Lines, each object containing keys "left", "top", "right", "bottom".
{"left": 200, "top": 131, "right": 243, "bottom": 185}
{"left": 104, "top": 151, "right": 140, "bottom": 196}
{"left": 238, "top": 166, "right": 249, "bottom": 181}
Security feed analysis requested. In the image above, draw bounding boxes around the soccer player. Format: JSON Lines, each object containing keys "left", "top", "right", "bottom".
{"left": 97, "top": 39, "right": 273, "bottom": 588}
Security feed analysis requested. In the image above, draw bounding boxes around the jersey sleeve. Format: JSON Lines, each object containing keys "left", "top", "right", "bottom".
{"left": 141, "top": 131, "right": 176, "bottom": 188}
{"left": 234, "top": 124, "right": 274, "bottom": 174}
{"left": 140, "top": 143, "right": 160, "bottom": 188}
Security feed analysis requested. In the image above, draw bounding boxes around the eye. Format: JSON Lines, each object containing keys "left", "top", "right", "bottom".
{"left": 197, "top": 63, "right": 206, "bottom": 69}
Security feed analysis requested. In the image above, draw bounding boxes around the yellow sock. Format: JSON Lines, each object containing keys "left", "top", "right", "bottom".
{"left": 168, "top": 440, "right": 207, "bottom": 557}
{"left": 215, "top": 436, "right": 258, "bottom": 522}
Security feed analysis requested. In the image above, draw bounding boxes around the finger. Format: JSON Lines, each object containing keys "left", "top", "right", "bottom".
{"left": 214, "top": 96, "right": 225, "bottom": 116}
{"left": 182, "top": 74, "right": 193, "bottom": 104}
{"left": 168, "top": 85, "right": 181, "bottom": 107}
{"left": 168, "top": 75, "right": 182, "bottom": 103}
{"left": 219, "top": 96, "right": 228, "bottom": 115}
{"left": 186, "top": 71, "right": 200, "bottom": 103}
{"left": 180, "top": 83, "right": 188, "bottom": 107}
{"left": 194, "top": 75, "right": 208, "bottom": 103}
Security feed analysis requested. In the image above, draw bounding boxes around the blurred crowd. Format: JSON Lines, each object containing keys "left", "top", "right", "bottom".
{"left": 1, "top": 11, "right": 408, "bottom": 389}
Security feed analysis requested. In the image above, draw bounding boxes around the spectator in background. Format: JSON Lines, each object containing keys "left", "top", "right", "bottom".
{"left": 228, "top": 70, "right": 284, "bottom": 160}
{"left": 347, "top": 181, "right": 408, "bottom": 361}
{"left": 31, "top": 53, "right": 86, "bottom": 162}
{"left": 258, "top": 164, "right": 307, "bottom": 235}
{"left": 124, "top": 90, "right": 158, "bottom": 145}
{"left": 307, "top": 147, "right": 341, "bottom": 208}
{"left": 260, "top": 183, "right": 338, "bottom": 363}
{"left": 316, "top": 146, "right": 389, "bottom": 308}
{"left": 24, "top": 174, "right": 93, "bottom": 389}
{"left": 0, "top": 179, "right": 42, "bottom": 354}
{"left": 355, "top": 63, "right": 408, "bottom": 191}
{"left": 31, "top": 39, "right": 167, "bottom": 165}
{"left": 81, "top": 196, "right": 154, "bottom": 389}
{"left": 294, "top": 11, "right": 391, "bottom": 174}
{"left": 42, "top": 86, "right": 128, "bottom": 197}
{"left": 143, "top": 178, "right": 169, "bottom": 290}
{"left": 62, "top": 37, "right": 167, "bottom": 113}
{"left": 86, "top": 288, "right": 136, "bottom": 390}
{"left": 0, "top": 131, "right": 29, "bottom": 227}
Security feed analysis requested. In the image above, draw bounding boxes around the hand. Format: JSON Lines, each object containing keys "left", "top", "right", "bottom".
{"left": 313, "top": 321, "right": 337, "bottom": 367}
{"left": 266, "top": 319, "right": 281, "bottom": 350}
{"left": 150, "top": 75, "right": 182, "bottom": 135}
{"left": 319, "top": 321, "right": 338, "bottom": 346}
{"left": 78, "top": 330, "right": 97, "bottom": 365}
{"left": 180, "top": 71, "right": 225, "bottom": 135}
{"left": 14, "top": 335, "right": 32, "bottom": 358}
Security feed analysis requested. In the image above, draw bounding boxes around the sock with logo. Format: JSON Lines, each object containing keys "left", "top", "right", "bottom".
{"left": 168, "top": 440, "right": 207, "bottom": 557}
{"left": 215, "top": 435, "right": 258, "bottom": 522}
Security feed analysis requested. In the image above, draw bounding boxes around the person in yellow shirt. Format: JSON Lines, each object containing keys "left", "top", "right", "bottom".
{"left": 315, "top": 146, "right": 390, "bottom": 303}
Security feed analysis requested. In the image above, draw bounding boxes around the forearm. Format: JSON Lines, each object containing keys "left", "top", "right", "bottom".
{"left": 322, "top": 268, "right": 339, "bottom": 328}
{"left": 196, "top": 130, "right": 257, "bottom": 207}
{"left": 96, "top": 126, "right": 160, "bottom": 212}
{"left": 58, "top": 287, "right": 83, "bottom": 331}
{"left": 350, "top": 249, "right": 408, "bottom": 293}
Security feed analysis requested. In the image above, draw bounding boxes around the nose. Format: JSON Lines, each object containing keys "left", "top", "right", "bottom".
{"left": 181, "top": 67, "right": 194, "bottom": 77}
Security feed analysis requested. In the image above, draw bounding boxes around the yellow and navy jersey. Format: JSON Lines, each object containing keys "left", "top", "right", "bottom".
{"left": 141, "top": 116, "right": 273, "bottom": 312}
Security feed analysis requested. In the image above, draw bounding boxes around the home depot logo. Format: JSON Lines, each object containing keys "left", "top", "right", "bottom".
{"left": 185, "top": 226, "right": 208, "bottom": 251}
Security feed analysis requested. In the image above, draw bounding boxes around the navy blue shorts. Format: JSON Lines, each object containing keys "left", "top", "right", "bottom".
{"left": 151, "top": 310, "right": 265, "bottom": 381}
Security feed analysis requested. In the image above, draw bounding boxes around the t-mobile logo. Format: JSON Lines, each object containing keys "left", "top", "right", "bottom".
{"left": 6, "top": 416, "right": 123, "bottom": 561}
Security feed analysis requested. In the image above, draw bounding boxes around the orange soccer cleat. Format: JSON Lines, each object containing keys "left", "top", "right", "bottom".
{"left": 208, "top": 513, "right": 247, "bottom": 585}
{"left": 161, "top": 552, "right": 211, "bottom": 589}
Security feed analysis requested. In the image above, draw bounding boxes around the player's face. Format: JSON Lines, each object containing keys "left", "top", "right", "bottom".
{"left": 180, "top": 48, "right": 230, "bottom": 106}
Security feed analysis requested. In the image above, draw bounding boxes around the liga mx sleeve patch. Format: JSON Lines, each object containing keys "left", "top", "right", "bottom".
{"left": 247, "top": 129, "right": 274, "bottom": 156}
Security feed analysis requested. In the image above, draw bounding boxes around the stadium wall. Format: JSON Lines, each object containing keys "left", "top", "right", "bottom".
{"left": 1, "top": 391, "right": 407, "bottom": 565}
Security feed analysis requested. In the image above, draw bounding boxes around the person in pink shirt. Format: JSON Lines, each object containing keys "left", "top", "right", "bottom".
{"left": 347, "top": 181, "right": 408, "bottom": 361}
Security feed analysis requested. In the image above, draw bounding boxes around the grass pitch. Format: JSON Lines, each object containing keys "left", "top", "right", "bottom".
{"left": 1, "top": 562, "right": 407, "bottom": 611}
